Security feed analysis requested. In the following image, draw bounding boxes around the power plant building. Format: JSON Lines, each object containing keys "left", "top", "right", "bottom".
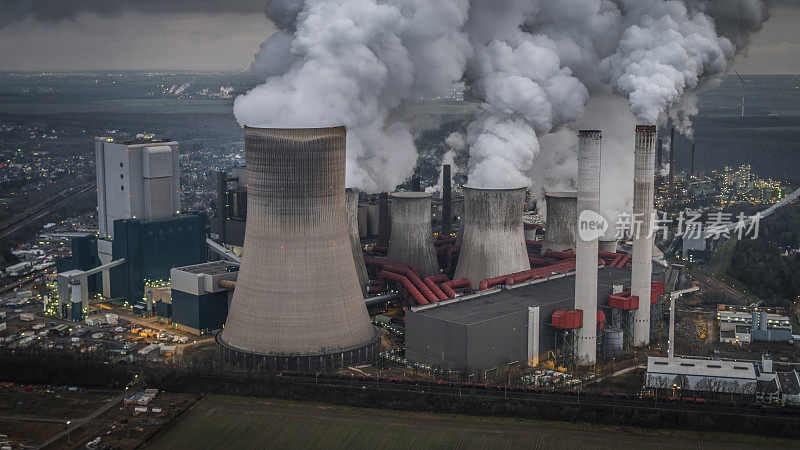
{"left": 170, "top": 261, "right": 238, "bottom": 335}
{"left": 405, "top": 267, "right": 631, "bottom": 370}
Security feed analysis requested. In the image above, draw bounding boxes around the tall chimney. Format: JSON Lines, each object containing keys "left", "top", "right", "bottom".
{"left": 216, "top": 170, "right": 227, "bottom": 244}
{"left": 218, "top": 126, "right": 379, "bottom": 371}
{"left": 575, "top": 130, "right": 601, "bottom": 366}
{"left": 346, "top": 188, "right": 369, "bottom": 296}
{"left": 441, "top": 164, "right": 452, "bottom": 237}
{"left": 411, "top": 166, "right": 422, "bottom": 192}
{"left": 454, "top": 187, "right": 530, "bottom": 287}
{"left": 668, "top": 127, "right": 675, "bottom": 195}
{"left": 632, "top": 125, "right": 657, "bottom": 347}
{"left": 377, "top": 192, "right": 391, "bottom": 247}
{"left": 541, "top": 191, "right": 577, "bottom": 254}
{"left": 656, "top": 138, "right": 663, "bottom": 172}
{"left": 691, "top": 143, "right": 696, "bottom": 176}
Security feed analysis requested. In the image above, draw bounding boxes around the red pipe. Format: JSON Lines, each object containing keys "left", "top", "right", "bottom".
{"left": 434, "top": 237, "right": 456, "bottom": 247}
{"left": 615, "top": 254, "right": 630, "bottom": 268}
{"left": 379, "top": 270, "right": 427, "bottom": 305}
{"left": 440, "top": 278, "right": 471, "bottom": 298}
{"left": 423, "top": 275, "right": 449, "bottom": 301}
{"left": 479, "top": 259, "right": 578, "bottom": 290}
{"left": 383, "top": 265, "right": 439, "bottom": 304}
{"left": 445, "top": 246, "right": 461, "bottom": 274}
{"left": 525, "top": 240, "right": 543, "bottom": 249}
{"left": 529, "top": 256, "right": 549, "bottom": 267}
{"left": 544, "top": 249, "right": 576, "bottom": 260}
{"left": 363, "top": 255, "right": 420, "bottom": 277}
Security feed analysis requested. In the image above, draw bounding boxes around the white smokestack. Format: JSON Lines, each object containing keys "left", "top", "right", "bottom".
{"left": 632, "top": 125, "right": 657, "bottom": 347}
{"left": 575, "top": 130, "right": 602, "bottom": 366}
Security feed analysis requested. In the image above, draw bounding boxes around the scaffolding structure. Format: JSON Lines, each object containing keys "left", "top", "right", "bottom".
{"left": 608, "top": 306, "right": 636, "bottom": 348}
{"left": 547, "top": 324, "right": 579, "bottom": 368}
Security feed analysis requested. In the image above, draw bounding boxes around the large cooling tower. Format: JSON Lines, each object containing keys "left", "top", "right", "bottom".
{"left": 454, "top": 187, "right": 530, "bottom": 287}
{"left": 632, "top": 125, "right": 657, "bottom": 347}
{"left": 599, "top": 239, "right": 618, "bottom": 253}
{"left": 575, "top": 130, "right": 602, "bottom": 365}
{"left": 541, "top": 191, "right": 577, "bottom": 254}
{"left": 217, "top": 127, "right": 380, "bottom": 371}
{"left": 346, "top": 188, "right": 369, "bottom": 296}
{"left": 387, "top": 192, "right": 440, "bottom": 277}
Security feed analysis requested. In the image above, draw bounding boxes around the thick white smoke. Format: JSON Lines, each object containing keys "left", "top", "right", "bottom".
{"left": 238, "top": 0, "right": 769, "bottom": 194}
{"left": 235, "top": 0, "right": 470, "bottom": 193}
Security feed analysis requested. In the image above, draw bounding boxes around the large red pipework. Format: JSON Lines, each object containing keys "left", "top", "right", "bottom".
{"left": 423, "top": 275, "right": 449, "bottom": 301}
{"left": 383, "top": 265, "right": 439, "bottom": 304}
{"left": 529, "top": 256, "right": 549, "bottom": 267}
{"left": 525, "top": 240, "right": 543, "bottom": 249}
{"left": 363, "top": 255, "right": 420, "bottom": 277}
{"left": 615, "top": 254, "right": 630, "bottom": 268}
{"left": 544, "top": 249, "right": 576, "bottom": 260}
{"left": 440, "top": 278, "right": 472, "bottom": 298}
{"left": 445, "top": 245, "right": 461, "bottom": 274}
{"left": 434, "top": 237, "right": 456, "bottom": 247}
{"left": 379, "top": 270, "right": 427, "bottom": 306}
{"left": 479, "top": 259, "right": 578, "bottom": 290}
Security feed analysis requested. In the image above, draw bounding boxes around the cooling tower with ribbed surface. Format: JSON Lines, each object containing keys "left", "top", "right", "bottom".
{"left": 632, "top": 125, "right": 657, "bottom": 347}
{"left": 541, "top": 191, "right": 577, "bottom": 254}
{"left": 346, "top": 188, "right": 369, "bottom": 296}
{"left": 575, "top": 130, "right": 602, "bottom": 366}
{"left": 217, "top": 126, "right": 380, "bottom": 371}
{"left": 454, "top": 187, "right": 530, "bottom": 287}
{"left": 599, "top": 239, "right": 618, "bottom": 253}
{"left": 387, "top": 192, "right": 440, "bottom": 278}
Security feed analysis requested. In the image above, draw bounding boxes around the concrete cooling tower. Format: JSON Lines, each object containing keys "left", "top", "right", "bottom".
{"left": 387, "top": 192, "right": 440, "bottom": 278}
{"left": 541, "top": 191, "right": 577, "bottom": 254}
{"left": 632, "top": 125, "right": 657, "bottom": 347}
{"left": 217, "top": 126, "right": 380, "bottom": 371}
{"left": 346, "top": 188, "right": 369, "bottom": 296}
{"left": 454, "top": 187, "right": 530, "bottom": 287}
{"left": 599, "top": 239, "right": 618, "bottom": 253}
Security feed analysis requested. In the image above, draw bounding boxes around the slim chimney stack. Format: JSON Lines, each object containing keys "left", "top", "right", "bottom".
{"left": 632, "top": 125, "right": 657, "bottom": 346}
{"left": 442, "top": 164, "right": 452, "bottom": 237}
{"left": 668, "top": 127, "right": 675, "bottom": 195}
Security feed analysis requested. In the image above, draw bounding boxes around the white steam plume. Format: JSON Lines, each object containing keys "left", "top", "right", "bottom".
{"left": 236, "top": 0, "right": 471, "bottom": 193}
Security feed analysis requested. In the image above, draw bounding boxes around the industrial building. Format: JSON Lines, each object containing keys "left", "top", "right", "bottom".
{"left": 95, "top": 136, "right": 181, "bottom": 295}
{"left": 646, "top": 356, "right": 758, "bottom": 394}
{"left": 405, "top": 266, "right": 630, "bottom": 370}
{"left": 169, "top": 261, "right": 238, "bottom": 335}
{"left": 717, "top": 306, "right": 794, "bottom": 343}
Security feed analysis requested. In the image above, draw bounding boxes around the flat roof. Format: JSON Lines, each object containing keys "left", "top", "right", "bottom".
{"left": 778, "top": 371, "right": 800, "bottom": 396}
{"left": 647, "top": 356, "right": 757, "bottom": 381}
{"left": 174, "top": 261, "right": 239, "bottom": 275}
{"left": 411, "top": 266, "right": 631, "bottom": 325}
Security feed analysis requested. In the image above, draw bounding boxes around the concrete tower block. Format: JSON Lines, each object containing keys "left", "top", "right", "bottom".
{"left": 541, "top": 191, "right": 577, "bottom": 254}
{"left": 632, "top": 125, "right": 657, "bottom": 347}
{"left": 575, "top": 130, "right": 602, "bottom": 366}
{"left": 218, "top": 126, "right": 379, "bottom": 371}
{"left": 387, "top": 192, "right": 440, "bottom": 278}
{"left": 454, "top": 187, "right": 530, "bottom": 287}
{"left": 346, "top": 188, "right": 369, "bottom": 296}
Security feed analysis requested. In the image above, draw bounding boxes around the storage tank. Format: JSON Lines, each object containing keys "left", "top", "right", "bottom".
{"left": 387, "top": 192, "right": 440, "bottom": 278}
{"left": 346, "top": 188, "right": 369, "bottom": 296}
{"left": 604, "top": 328, "right": 623, "bottom": 356}
{"left": 217, "top": 126, "right": 380, "bottom": 371}
{"left": 632, "top": 125, "right": 657, "bottom": 347}
{"left": 454, "top": 187, "right": 530, "bottom": 287}
{"left": 541, "top": 191, "right": 577, "bottom": 254}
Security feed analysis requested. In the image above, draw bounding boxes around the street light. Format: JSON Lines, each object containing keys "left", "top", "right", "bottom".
{"left": 66, "top": 420, "right": 71, "bottom": 444}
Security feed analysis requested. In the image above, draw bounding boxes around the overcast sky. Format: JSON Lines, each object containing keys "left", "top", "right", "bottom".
{"left": 0, "top": 1, "right": 797, "bottom": 73}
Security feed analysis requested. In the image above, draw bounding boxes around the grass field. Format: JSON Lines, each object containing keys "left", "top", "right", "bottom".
{"left": 145, "top": 395, "right": 796, "bottom": 449}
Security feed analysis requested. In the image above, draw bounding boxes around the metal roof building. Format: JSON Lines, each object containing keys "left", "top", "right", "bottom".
{"left": 645, "top": 356, "right": 757, "bottom": 394}
{"left": 405, "top": 266, "right": 631, "bottom": 370}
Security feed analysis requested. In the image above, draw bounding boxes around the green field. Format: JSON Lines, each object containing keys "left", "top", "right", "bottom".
{"left": 145, "top": 395, "right": 795, "bottom": 449}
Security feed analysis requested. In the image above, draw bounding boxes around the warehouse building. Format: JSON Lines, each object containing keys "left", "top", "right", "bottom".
{"left": 405, "top": 266, "right": 631, "bottom": 370}
{"left": 645, "top": 356, "right": 758, "bottom": 394}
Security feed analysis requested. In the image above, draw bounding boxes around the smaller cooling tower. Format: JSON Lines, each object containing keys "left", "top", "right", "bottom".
{"left": 541, "top": 191, "right": 577, "bottom": 254}
{"left": 387, "top": 192, "right": 440, "bottom": 277}
{"left": 346, "top": 188, "right": 369, "bottom": 296}
{"left": 599, "top": 240, "right": 618, "bottom": 253}
{"left": 454, "top": 187, "right": 530, "bottom": 287}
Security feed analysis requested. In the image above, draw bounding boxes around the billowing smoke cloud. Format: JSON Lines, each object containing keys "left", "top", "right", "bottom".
{"left": 235, "top": 0, "right": 471, "bottom": 192}
{"left": 426, "top": 132, "right": 465, "bottom": 196}
{"left": 236, "top": 0, "right": 769, "bottom": 194}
